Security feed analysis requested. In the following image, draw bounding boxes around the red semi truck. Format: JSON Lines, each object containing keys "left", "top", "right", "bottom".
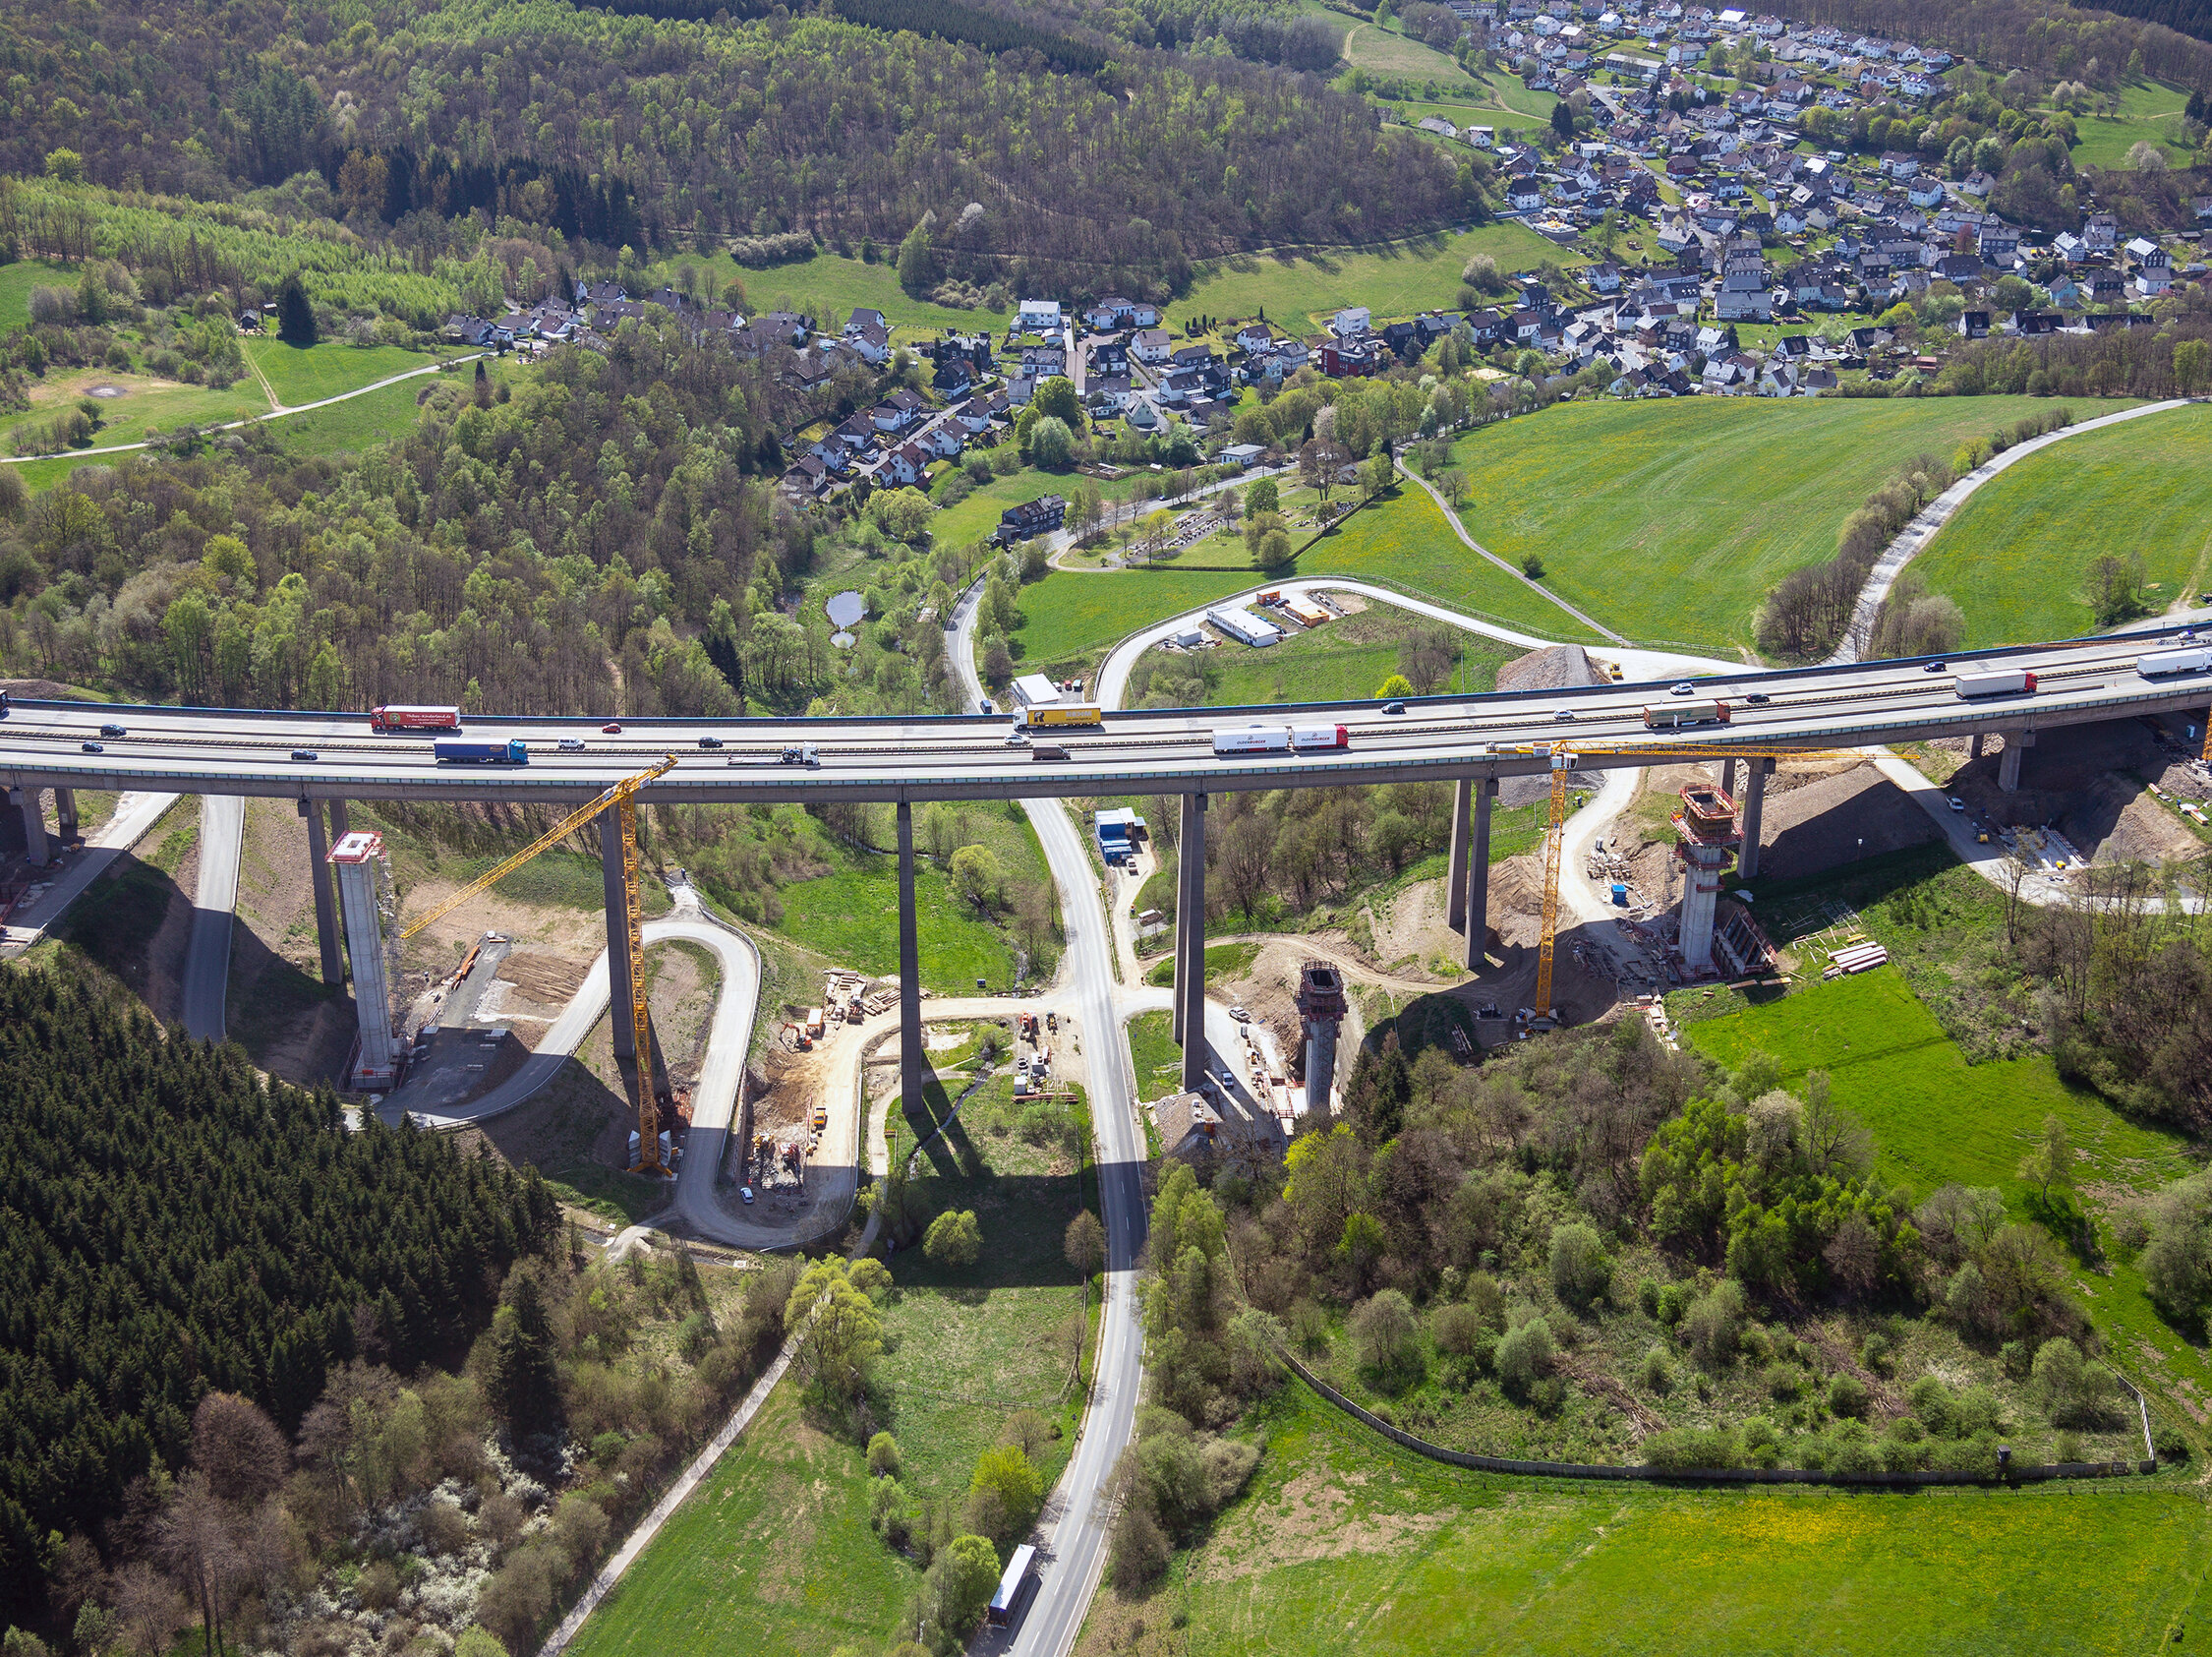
{"left": 370, "top": 704, "right": 462, "bottom": 733}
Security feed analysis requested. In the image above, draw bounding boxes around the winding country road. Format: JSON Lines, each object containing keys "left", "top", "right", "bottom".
{"left": 0, "top": 352, "right": 487, "bottom": 466}
{"left": 1828, "top": 397, "right": 2194, "bottom": 665}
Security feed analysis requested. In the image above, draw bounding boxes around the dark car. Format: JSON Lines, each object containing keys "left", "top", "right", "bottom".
{"left": 1746, "top": 692, "right": 1771, "bottom": 705}
{"left": 100, "top": 723, "right": 127, "bottom": 738}
{"left": 81, "top": 740, "right": 103, "bottom": 753}
{"left": 697, "top": 736, "right": 725, "bottom": 749}
{"left": 1381, "top": 700, "right": 1407, "bottom": 715}
{"left": 291, "top": 749, "right": 320, "bottom": 762}
{"left": 1923, "top": 660, "right": 1947, "bottom": 673}
{"left": 1031, "top": 744, "right": 1072, "bottom": 761}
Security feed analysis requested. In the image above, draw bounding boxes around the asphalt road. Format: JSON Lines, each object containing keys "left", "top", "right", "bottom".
{"left": 952, "top": 580, "right": 1148, "bottom": 1657}
{"left": 182, "top": 794, "right": 243, "bottom": 1041}
{"left": 8, "top": 629, "right": 2209, "bottom": 808}
{"left": 0, "top": 790, "right": 179, "bottom": 952}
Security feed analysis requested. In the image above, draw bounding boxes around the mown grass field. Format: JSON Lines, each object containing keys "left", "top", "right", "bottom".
{"left": 1294, "top": 484, "right": 1608, "bottom": 642}
{"left": 1177, "top": 221, "right": 1581, "bottom": 330}
{"left": 1006, "top": 567, "right": 1260, "bottom": 676}
{"left": 1077, "top": 1381, "right": 2212, "bottom": 1657}
{"left": 561, "top": 1376, "right": 914, "bottom": 1657}
{"left": 776, "top": 801, "right": 1054, "bottom": 990}
{"left": 0, "top": 258, "right": 80, "bottom": 327}
{"left": 263, "top": 376, "right": 432, "bottom": 457}
{"left": 930, "top": 461, "right": 1144, "bottom": 551}
{"left": 242, "top": 337, "right": 454, "bottom": 405}
{"left": 0, "top": 366, "right": 263, "bottom": 455}
{"left": 1339, "top": 17, "right": 1465, "bottom": 79}
{"left": 1684, "top": 967, "right": 2212, "bottom": 1432}
{"left": 570, "top": 1068, "right": 1099, "bottom": 1657}
{"left": 1127, "top": 1009, "right": 1184, "bottom": 1098}
{"left": 1201, "top": 599, "right": 1517, "bottom": 707}
{"left": 1911, "top": 403, "right": 2212, "bottom": 646}
{"left": 1444, "top": 395, "right": 2118, "bottom": 653}
{"left": 2054, "top": 77, "right": 2197, "bottom": 170}
{"left": 639, "top": 247, "right": 1012, "bottom": 335}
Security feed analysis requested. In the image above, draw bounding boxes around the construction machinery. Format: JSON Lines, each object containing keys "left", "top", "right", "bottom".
{"left": 1532, "top": 743, "right": 1817, "bottom": 1021}
{"left": 399, "top": 755, "right": 677, "bottom": 1174}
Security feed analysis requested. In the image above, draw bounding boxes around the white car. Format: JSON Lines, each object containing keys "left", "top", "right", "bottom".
{"left": 1948, "top": 796, "right": 1966, "bottom": 812}
{"left": 739, "top": 1185, "right": 755, "bottom": 1206}
{"left": 1669, "top": 681, "right": 1695, "bottom": 696}
{"left": 1004, "top": 730, "right": 1029, "bottom": 746}
{"left": 557, "top": 737, "right": 585, "bottom": 751}
{"left": 1553, "top": 707, "right": 1576, "bottom": 722}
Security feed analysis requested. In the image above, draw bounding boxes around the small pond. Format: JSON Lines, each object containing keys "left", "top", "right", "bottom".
{"left": 826, "top": 590, "right": 866, "bottom": 627}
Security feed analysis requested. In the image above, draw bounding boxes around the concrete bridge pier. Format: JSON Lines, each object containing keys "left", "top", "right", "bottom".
{"left": 53, "top": 787, "right": 78, "bottom": 844}
{"left": 600, "top": 807, "right": 635, "bottom": 1059}
{"left": 897, "top": 800, "right": 926, "bottom": 1115}
{"left": 1177, "top": 791, "right": 1208, "bottom": 1094}
{"left": 1969, "top": 733, "right": 1985, "bottom": 761}
{"left": 301, "top": 798, "right": 342, "bottom": 985}
{"left": 1720, "top": 756, "right": 1738, "bottom": 800}
{"left": 327, "top": 799, "right": 350, "bottom": 843}
{"left": 12, "top": 787, "right": 46, "bottom": 866}
{"left": 1464, "top": 777, "right": 1497, "bottom": 972}
{"left": 1446, "top": 776, "right": 1474, "bottom": 932}
{"left": 1999, "top": 730, "right": 2034, "bottom": 793}
{"left": 1738, "top": 758, "right": 1774, "bottom": 881}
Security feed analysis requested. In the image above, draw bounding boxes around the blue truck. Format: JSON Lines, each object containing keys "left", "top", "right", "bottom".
{"left": 434, "top": 738, "right": 530, "bottom": 765}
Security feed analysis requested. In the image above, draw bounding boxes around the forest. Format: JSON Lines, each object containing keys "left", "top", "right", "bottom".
{"left": 0, "top": 0, "right": 1472, "bottom": 302}
{"left": 1795, "top": 0, "right": 2212, "bottom": 88}
{"left": 0, "top": 971, "right": 559, "bottom": 1634}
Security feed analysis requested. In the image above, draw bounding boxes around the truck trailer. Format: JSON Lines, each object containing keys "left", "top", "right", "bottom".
{"left": 433, "top": 738, "right": 530, "bottom": 764}
{"left": 1952, "top": 669, "right": 2037, "bottom": 699}
{"left": 2136, "top": 648, "right": 2212, "bottom": 679}
{"left": 371, "top": 704, "right": 462, "bottom": 733}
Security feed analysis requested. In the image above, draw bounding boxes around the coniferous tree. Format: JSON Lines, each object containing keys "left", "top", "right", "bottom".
{"left": 275, "top": 271, "right": 316, "bottom": 345}
{"left": 486, "top": 1272, "right": 564, "bottom": 1435}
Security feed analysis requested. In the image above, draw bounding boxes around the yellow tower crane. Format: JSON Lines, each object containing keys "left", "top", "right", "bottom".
{"left": 400, "top": 755, "right": 678, "bottom": 1175}
{"left": 1532, "top": 741, "right": 1821, "bottom": 1020}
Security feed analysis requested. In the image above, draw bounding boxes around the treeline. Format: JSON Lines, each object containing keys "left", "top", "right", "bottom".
{"left": 1941, "top": 315, "right": 2212, "bottom": 400}
{"left": 0, "top": 971, "right": 557, "bottom": 1631}
{"left": 0, "top": 1, "right": 1471, "bottom": 299}
{"left": 2029, "top": 867, "right": 2212, "bottom": 1131}
{"left": 830, "top": 0, "right": 1112, "bottom": 72}
{"left": 1791, "top": 0, "right": 2212, "bottom": 90}
{"left": 1756, "top": 407, "right": 2079, "bottom": 662}
{"left": 1097, "top": 0, "right": 1345, "bottom": 70}
{"left": 2105, "top": 0, "right": 2212, "bottom": 46}
{"left": 0, "top": 320, "right": 870, "bottom": 716}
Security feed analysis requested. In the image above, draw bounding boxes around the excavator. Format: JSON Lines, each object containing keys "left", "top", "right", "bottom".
{"left": 399, "top": 755, "right": 677, "bottom": 1174}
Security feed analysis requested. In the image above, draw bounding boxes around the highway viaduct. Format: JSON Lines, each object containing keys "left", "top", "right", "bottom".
{"left": 4, "top": 622, "right": 2210, "bottom": 1109}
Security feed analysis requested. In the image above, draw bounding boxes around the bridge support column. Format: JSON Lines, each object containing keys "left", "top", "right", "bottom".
{"left": 1465, "top": 777, "right": 1497, "bottom": 972}
{"left": 1178, "top": 792, "right": 1209, "bottom": 1095}
{"left": 1720, "top": 756, "right": 1739, "bottom": 800}
{"left": 1739, "top": 758, "right": 1774, "bottom": 881}
{"left": 897, "top": 801, "right": 926, "bottom": 1115}
{"left": 1998, "top": 730, "right": 2034, "bottom": 794}
{"left": 326, "top": 799, "right": 349, "bottom": 843}
{"left": 1446, "top": 775, "right": 1474, "bottom": 932}
{"left": 600, "top": 808, "right": 635, "bottom": 1059}
{"left": 1969, "top": 733, "right": 1985, "bottom": 761}
{"left": 53, "top": 787, "right": 78, "bottom": 844}
{"left": 301, "top": 799, "right": 342, "bottom": 985}
{"left": 13, "top": 788, "right": 46, "bottom": 867}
